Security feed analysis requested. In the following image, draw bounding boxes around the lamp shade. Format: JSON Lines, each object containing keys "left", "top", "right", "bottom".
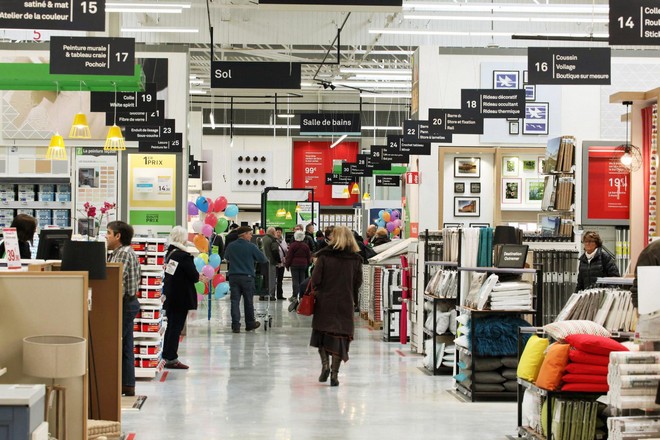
{"left": 23, "top": 335, "right": 86, "bottom": 379}
{"left": 69, "top": 112, "right": 91, "bottom": 139}
{"left": 104, "top": 125, "right": 126, "bottom": 151}
{"left": 61, "top": 241, "right": 107, "bottom": 280}
{"left": 493, "top": 226, "right": 520, "bottom": 245}
{"left": 351, "top": 183, "right": 360, "bottom": 194}
{"left": 46, "top": 133, "right": 67, "bottom": 160}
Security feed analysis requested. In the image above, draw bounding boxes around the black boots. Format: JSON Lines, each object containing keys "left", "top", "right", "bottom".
{"left": 330, "top": 355, "right": 341, "bottom": 387}
{"left": 318, "top": 348, "right": 330, "bottom": 382}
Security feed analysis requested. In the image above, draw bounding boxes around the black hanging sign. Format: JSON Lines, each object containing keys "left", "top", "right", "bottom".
{"left": 403, "top": 120, "right": 452, "bottom": 143}
{"left": 356, "top": 154, "right": 375, "bottom": 172}
{"left": 260, "top": 0, "right": 401, "bottom": 5}
{"left": 211, "top": 61, "right": 301, "bottom": 89}
{"left": 325, "top": 173, "right": 353, "bottom": 185}
{"left": 460, "top": 89, "right": 525, "bottom": 119}
{"left": 124, "top": 119, "right": 176, "bottom": 142}
{"left": 0, "top": 0, "right": 105, "bottom": 31}
{"left": 341, "top": 162, "right": 372, "bottom": 178}
{"left": 139, "top": 132, "right": 183, "bottom": 153}
{"left": 609, "top": 0, "right": 660, "bottom": 45}
{"left": 384, "top": 136, "right": 410, "bottom": 163}
{"left": 91, "top": 83, "right": 157, "bottom": 112}
{"left": 50, "top": 36, "right": 134, "bottom": 75}
{"left": 106, "top": 100, "right": 164, "bottom": 127}
{"left": 388, "top": 134, "right": 431, "bottom": 156}
{"left": 369, "top": 146, "right": 393, "bottom": 170}
{"left": 428, "top": 108, "right": 484, "bottom": 135}
{"left": 528, "top": 47, "right": 611, "bottom": 85}
{"left": 375, "top": 175, "right": 401, "bottom": 187}
{"left": 299, "top": 113, "right": 361, "bottom": 135}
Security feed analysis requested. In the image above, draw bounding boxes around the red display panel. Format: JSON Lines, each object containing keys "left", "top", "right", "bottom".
{"left": 587, "top": 146, "right": 630, "bottom": 221}
{"left": 292, "top": 140, "right": 359, "bottom": 207}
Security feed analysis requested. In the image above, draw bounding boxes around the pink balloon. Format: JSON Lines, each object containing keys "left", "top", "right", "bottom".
{"left": 395, "top": 219, "right": 402, "bottom": 228}
{"left": 386, "top": 221, "right": 396, "bottom": 232}
{"left": 214, "top": 196, "right": 228, "bottom": 212}
{"left": 202, "top": 265, "right": 214, "bottom": 278}
{"left": 201, "top": 224, "right": 214, "bottom": 237}
{"left": 205, "top": 213, "right": 218, "bottom": 228}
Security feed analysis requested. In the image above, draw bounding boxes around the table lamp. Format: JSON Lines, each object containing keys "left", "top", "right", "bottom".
{"left": 23, "top": 335, "right": 87, "bottom": 440}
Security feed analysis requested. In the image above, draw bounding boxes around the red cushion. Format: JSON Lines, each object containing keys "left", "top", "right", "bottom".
{"left": 565, "top": 362, "right": 608, "bottom": 376}
{"left": 568, "top": 349, "right": 610, "bottom": 366}
{"left": 562, "top": 373, "right": 608, "bottom": 384}
{"left": 561, "top": 382, "right": 609, "bottom": 393}
{"left": 565, "top": 334, "right": 629, "bottom": 356}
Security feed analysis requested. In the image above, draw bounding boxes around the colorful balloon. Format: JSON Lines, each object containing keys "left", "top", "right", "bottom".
{"left": 187, "top": 201, "right": 199, "bottom": 216}
{"left": 193, "top": 257, "right": 205, "bottom": 272}
{"left": 215, "top": 217, "right": 229, "bottom": 234}
{"left": 378, "top": 210, "right": 385, "bottom": 218}
{"left": 214, "top": 282, "right": 230, "bottom": 299}
{"left": 209, "top": 253, "right": 221, "bottom": 269}
{"left": 206, "top": 197, "right": 213, "bottom": 211}
{"left": 395, "top": 219, "right": 402, "bottom": 228}
{"left": 201, "top": 224, "right": 213, "bottom": 238}
{"left": 198, "top": 253, "right": 209, "bottom": 264}
{"left": 382, "top": 212, "right": 391, "bottom": 222}
{"left": 202, "top": 264, "right": 214, "bottom": 278}
{"left": 212, "top": 272, "right": 226, "bottom": 288}
{"left": 225, "top": 204, "right": 239, "bottom": 217}
{"left": 214, "top": 196, "right": 228, "bottom": 212}
{"left": 204, "top": 213, "right": 218, "bottom": 228}
{"left": 192, "top": 220, "right": 203, "bottom": 234}
{"left": 393, "top": 227, "right": 401, "bottom": 236}
{"left": 376, "top": 219, "right": 386, "bottom": 228}
{"left": 391, "top": 210, "right": 400, "bottom": 220}
{"left": 195, "top": 196, "right": 209, "bottom": 213}
{"left": 386, "top": 221, "right": 396, "bottom": 232}
{"left": 194, "top": 282, "right": 205, "bottom": 294}
{"left": 193, "top": 234, "right": 209, "bottom": 253}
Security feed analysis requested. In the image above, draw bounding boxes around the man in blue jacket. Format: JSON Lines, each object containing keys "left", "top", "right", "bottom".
{"left": 224, "top": 226, "right": 268, "bottom": 333}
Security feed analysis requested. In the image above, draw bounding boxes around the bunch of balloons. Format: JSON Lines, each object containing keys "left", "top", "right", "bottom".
{"left": 374, "top": 209, "right": 403, "bottom": 237}
{"left": 187, "top": 195, "right": 239, "bottom": 299}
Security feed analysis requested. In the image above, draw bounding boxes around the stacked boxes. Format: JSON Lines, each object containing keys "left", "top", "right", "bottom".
{"left": 0, "top": 184, "right": 15, "bottom": 202}
{"left": 17, "top": 184, "right": 35, "bottom": 202}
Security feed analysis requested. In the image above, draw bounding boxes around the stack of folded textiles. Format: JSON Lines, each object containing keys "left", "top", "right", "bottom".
{"left": 489, "top": 281, "right": 533, "bottom": 311}
{"left": 607, "top": 351, "right": 660, "bottom": 410}
{"left": 561, "top": 334, "right": 629, "bottom": 393}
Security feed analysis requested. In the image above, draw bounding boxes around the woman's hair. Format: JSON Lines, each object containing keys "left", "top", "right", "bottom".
{"left": 169, "top": 226, "right": 188, "bottom": 245}
{"left": 11, "top": 214, "right": 37, "bottom": 243}
{"left": 266, "top": 226, "right": 276, "bottom": 235}
{"left": 107, "top": 221, "right": 134, "bottom": 246}
{"left": 329, "top": 226, "right": 360, "bottom": 253}
{"left": 324, "top": 225, "right": 335, "bottom": 238}
{"left": 294, "top": 230, "right": 305, "bottom": 241}
{"left": 582, "top": 231, "right": 602, "bottom": 247}
{"left": 375, "top": 227, "right": 388, "bottom": 237}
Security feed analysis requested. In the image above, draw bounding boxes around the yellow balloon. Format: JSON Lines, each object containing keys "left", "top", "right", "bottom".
{"left": 382, "top": 212, "right": 391, "bottom": 222}
{"left": 199, "top": 252, "right": 209, "bottom": 264}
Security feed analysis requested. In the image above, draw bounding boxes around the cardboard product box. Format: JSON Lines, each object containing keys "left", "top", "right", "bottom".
{"left": 55, "top": 192, "right": 71, "bottom": 202}
{"left": 146, "top": 242, "right": 166, "bottom": 252}
{"left": 37, "top": 192, "right": 55, "bottom": 202}
{"left": 52, "top": 218, "right": 69, "bottom": 228}
{"left": 131, "top": 242, "right": 147, "bottom": 252}
{"left": 139, "top": 321, "right": 161, "bottom": 333}
{"left": 0, "top": 184, "right": 15, "bottom": 201}
{"left": 39, "top": 184, "right": 56, "bottom": 192}
{"left": 18, "top": 192, "right": 35, "bottom": 202}
{"left": 34, "top": 210, "right": 52, "bottom": 224}
{"left": 0, "top": 209, "right": 14, "bottom": 220}
{"left": 52, "top": 209, "right": 70, "bottom": 220}
{"left": 17, "top": 184, "right": 35, "bottom": 193}
{"left": 135, "top": 358, "right": 160, "bottom": 368}
{"left": 140, "top": 307, "right": 161, "bottom": 320}
{"left": 141, "top": 275, "right": 162, "bottom": 286}
{"left": 136, "top": 254, "right": 147, "bottom": 265}
{"left": 138, "top": 287, "right": 161, "bottom": 299}
{"left": 146, "top": 255, "right": 165, "bottom": 266}
{"left": 135, "top": 341, "right": 161, "bottom": 355}
{"left": 16, "top": 209, "right": 35, "bottom": 217}
{"left": 56, "top": 184, "right": 71, "bottom": 192}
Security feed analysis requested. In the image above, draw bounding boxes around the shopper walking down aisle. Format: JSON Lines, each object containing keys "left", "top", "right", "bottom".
{"left": 0, "top": 213, "right": 37, "bottom": 258}
{"left": 285, "top": 230, "right": 312, "bottom": 307}
{"left": 576, "top": 231, "right": 620, "bottom": 292}
{"left": 260, "top": 227, "right": 280, "bottom": 301}
{"left": 309, "top": 226, "right": 363, "bottom": 387}
{"left": 106, "top": 221, "right": 141, "bottom": 397}
{"left": 371, "top": 227, "right": 391, "bottom": 247}
{"left": 162, "top": 226, "right": 209, "bottom": 369}
{"left": 274, "top": 227, "right": 287, "bottom": 300}
{"left": 224, "top": 226, "right": 268, "bottom": 333}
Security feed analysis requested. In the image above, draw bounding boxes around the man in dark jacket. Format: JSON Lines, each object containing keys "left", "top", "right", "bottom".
{"left": 224, "top": 226, "right": 268, "bottom": 333}
{"left": 223, "top": 223, "right": 240, "bottom": 253}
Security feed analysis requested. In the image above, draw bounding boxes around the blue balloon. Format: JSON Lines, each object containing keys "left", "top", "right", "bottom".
{"left": 209, "top": 253, "right": 221, "bottom": 269}
{"left": 195, "top": 196, "right": 209, "bottom": 213}
{"left": 376, "top": 219, "right": 386, "bottom": 228}
{"left": 194, "top": 257, "right": 205, "bottom": 272}
{"left": 214, "top": 282, "right": 230, "bottom": 299}
{"left": 225, "top": 204, "right": 239, "bottom": 217}
{"left": 378, "top": 210, "right": 385, "bottom": 218}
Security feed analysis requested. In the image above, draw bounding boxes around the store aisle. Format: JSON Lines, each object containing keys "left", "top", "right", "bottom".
{"left": 122, "top": 287, "right": 517, "bottom": 439}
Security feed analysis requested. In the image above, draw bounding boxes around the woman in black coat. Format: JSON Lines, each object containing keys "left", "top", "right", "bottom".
{"left": 309, "top": 226, "right": 363, "bottom": 386}
{"left": 576, "top": 231, "right": 620, "bottom": 292}
{"left": 162, "top": 226, "right": 207, "bottom": 369}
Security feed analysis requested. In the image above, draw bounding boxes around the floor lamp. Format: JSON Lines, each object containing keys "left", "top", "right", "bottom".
{"left": 23, "top": 335, "right": 87, "bottom": 440}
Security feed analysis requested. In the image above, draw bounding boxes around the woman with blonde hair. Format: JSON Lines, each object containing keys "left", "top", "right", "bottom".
{"left": 309, "top": 226, "right": 363, "bottom": 386}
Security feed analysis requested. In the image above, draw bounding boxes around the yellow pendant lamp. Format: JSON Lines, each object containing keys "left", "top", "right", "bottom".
{"left": 295, "top": 204, "right": 301, "bottom": 212}
{"left": 276, "top": 208, "right": 286, "bottom": 218}
{"left": 285, "top": 211, "right": 293, "bottom": 220}
{"left": 362, "top": 192, "right": 371, "bottom": 201}
{"left": 69, "top": 112, "right": 91, "bottom": 139}
{"left": 46, "top": 132, "right": 67, "bottom": 160}
{"left": 351, "top": 182, "right": 360, "bottom": 195}
{"left": 104, "top": 83, "right": 126, "bottom": 151}
{"left": 342, "top": 187, "right": 350, "bottom": 197}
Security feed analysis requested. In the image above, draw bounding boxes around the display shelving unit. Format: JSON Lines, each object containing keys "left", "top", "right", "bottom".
{"left": 0, "top": 178, "right": 72, "bottom": 230}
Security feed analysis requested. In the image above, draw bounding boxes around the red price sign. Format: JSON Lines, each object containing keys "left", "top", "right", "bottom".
{"left": 587, "top": 146, "right": 630, "bottom": 221}
{"left": 2, "top": 227, "right": 22, "bottom": 270}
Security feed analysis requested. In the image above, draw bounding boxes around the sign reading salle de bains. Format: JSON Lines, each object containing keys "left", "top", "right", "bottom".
{"left": 299, "top": 113, "right": 361, "bottom": 136}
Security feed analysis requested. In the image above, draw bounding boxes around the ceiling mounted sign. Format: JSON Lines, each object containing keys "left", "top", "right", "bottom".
{"left": 299, "top": 113, "right": 361, "bottom": 135}
{"left": 91, "top": 83, "right": 158, "bottom": 112}
{"left": 258, "top": 0, "right": 401, "bottom": 10}
{"left": 609, "top": 0, "right": 660, "bottom": 45}
{"left": 527, "top": 47, "right": 611, "bottom": 85}
{"left": 460, "top": 89, "right": 526, "bottom": 119}
{"left": 0, "top": 0, "right": 105, "bottom": 31}
{"left": 50, "top": 36, "right": 135, "bottom": 76}
{"left": 403, "top": 120, "right": 452, "bottom": 143}
{"left": 428, "top": 108, "right": 484, "bottom": 135}
{"left": 210, "top": 61, "right": 301, "bottom": 89}
{"left": 139, "top": 133, "right": 183, "bottom": 153}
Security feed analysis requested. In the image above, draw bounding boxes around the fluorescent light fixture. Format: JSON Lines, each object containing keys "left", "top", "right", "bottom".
{"left": 340, "top": 68, "right": 412, "bottom": 75}
{"left": 403, "top": 2, "right": 608, "bottom": 14}
{"left": 121, "top": 27, "right": 199, "bottom": 33}
{"left": 351, "top": 74, "right": 411, "bottom": 81}
{"left": 404, "top": 14, "right": 609, "bottom": 23}
{"left": 329, "top": 135, "right": 348, "bottom": 149}
{"left": 300, "top": 81, "right": 314, "bottom": 87}
{"left": 277, "top": 114, "right": 295, "bottom": 119}
{"left": 108, "top": 7, "right": 181, "bottom": 12}
{"left": 189, "top": 89, "right": 207, "bottom": 94}
{"left": 333, "top": 80, "right": 412, "bottom": 89}
{"left": 107, "top": 1, "right": 191, "bottom": 8}
{"left": 360, "top": 93, "right": 411, "bottom": 99}
{"left": 209, "top": 111, "right": 216, "bottom": 130}
{"left": 369, "top": 28, "right": 608, "bottom": 38}
{"left": 189, "top": 79, "right": 204, "bottom": 85}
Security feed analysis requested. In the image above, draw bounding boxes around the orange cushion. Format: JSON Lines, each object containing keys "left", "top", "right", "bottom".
{"left": 535, "top": 343, "right": 570, "bottom": 391}
{"left": 564, "top": 334, "right": 629, "bottom": 356}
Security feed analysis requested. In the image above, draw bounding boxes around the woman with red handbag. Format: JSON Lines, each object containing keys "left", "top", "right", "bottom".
{"left": 309, "top": 226, "right": 363, "bottom": 386}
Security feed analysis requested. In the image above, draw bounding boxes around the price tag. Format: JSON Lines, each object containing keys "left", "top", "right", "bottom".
{"left": 2, "top": 227, "right": 22, "bottom": 270}
{"left": 157, "top": 176, "right": 172, "bottom": 194}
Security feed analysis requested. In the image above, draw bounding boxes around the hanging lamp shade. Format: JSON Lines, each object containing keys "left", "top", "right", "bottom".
{"left": 362, "top": 192, "right": 371, "bottom": 201}
{"left": 276, "top": 208, "right": 286, "bottom": 218}
{"left": 104, "top": 125, "right": 126, "bottom": 151}
{"left": 295, "top": 204, "right": 301, "bottom": 212}
{"left": 342, "top": 187, "right": 350, "bottom": 197}
{"left": 69, "top": 112, "right": 91, "bottom": 139}
{"left": 285, "top": 211, "right": 293, "bottom": 220}
{"left": 46, "top": 133, "right": 67, "bottom": 160}
{"left": 351, "top": 182, "right": 360, "bottom": 194}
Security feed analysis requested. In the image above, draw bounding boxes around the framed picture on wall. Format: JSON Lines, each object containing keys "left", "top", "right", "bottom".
{"left": 493, "top": 70, "right": 519, "bottom": 89}
{"left": 470, "top": 182, "right": 481, "bottom": 194}
{"left": 525, "top": 178, "right": 545, "bottom": 203}
{"left": 454, "top": 196, "right": 480, "bottom": 217}
{"left": 509, "top": 121, "right": 520, "bottom": 135}
{"left": 538, "top": 157, "right": 546, "bottom": 174}
{"left": 522, "top": 159, "right": 537, "bottom": 173}
{"left": 524, "top": 84, "right": 536, "bottom": 101}
{"left": 522, "top": 102, "right": 549, "bottom": 135}
{"left": 502, "top": 156, "right": 519, "bottom": 177}
{"left": 469, "top": 223, "right": 490, "bottom": 228}
{"left": 443, "top": 222, "right": 463, "bottom": 228}
{"left": 454, "top": 157, "right": 481, "bottom": 178}
{"left": 502, "top": 178, "right": 522, "bottom": 204}
{"left": 454, "top": 182, "right": 465, "bottom": 193}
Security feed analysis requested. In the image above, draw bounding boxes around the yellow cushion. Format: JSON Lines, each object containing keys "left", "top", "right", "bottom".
{"left": 517, "top": 334, "right": 550, "bottom": 382}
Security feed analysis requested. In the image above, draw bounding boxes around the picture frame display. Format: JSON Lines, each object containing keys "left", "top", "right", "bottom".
{"left": 469, "top": 223, "right": 490, "bottom": 228}
{"left": 454, "top": 196, "right": 480, "bottom": 217}
{"left": 522, "top": 159, "right": 537, "bottom": 173}
{"left": 502, "top": 178, "right": 522, "bottom": 204}
{"left": 493, "top": 70, "right": 519, "bottom": 89}
{"left": 502, "top": 156, "right": 519, "bottom": 177}
{"left": 509, "top": 121, "right": 520, "bottom": 135}
{"left": 443, "top": 222, "right": 463, "bottom": 228}
{"left": 525, "top": 178, "right": 544, "bottom": 203}
{"left": 470, "top": 182, "right": 481, "bottom": 194}
{"left": 454, "top": 182, "right": 465, "bottom": 193}
{"left": 537, "top": 156, "right": 546, "bottom": 174}
{"left": 523, "top": 102, "right": 549, "bottom": 135}
{"left": 454, "top": 157, "right": 481, "bottom": 178}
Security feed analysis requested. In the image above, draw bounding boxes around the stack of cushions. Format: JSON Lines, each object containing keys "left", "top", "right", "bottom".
{"left": 543, "top": 320, "right": 611, "bottom": 341}
{"left": 517, "top": 335, "right": 550, "bottom": 383}
{"left": 454, "top": 355, "right": 519, "bottom": 393}
{"left": 489, "top": 281, "right": 533, "bottom": 311}
{"left": 561, "top": 334, "right": 629, "bottom": 392}
{"left": 472, "top": 315, "right": 531, "bottom": 357}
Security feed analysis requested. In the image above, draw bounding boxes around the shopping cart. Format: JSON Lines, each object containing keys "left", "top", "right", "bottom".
{"left": 254, "top": 262, "right": 273, "bottom": 331}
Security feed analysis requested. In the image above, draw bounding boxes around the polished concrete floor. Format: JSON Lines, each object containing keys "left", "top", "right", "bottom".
{"left": 122, "top": 281, "right": 518, "bottom": 439}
